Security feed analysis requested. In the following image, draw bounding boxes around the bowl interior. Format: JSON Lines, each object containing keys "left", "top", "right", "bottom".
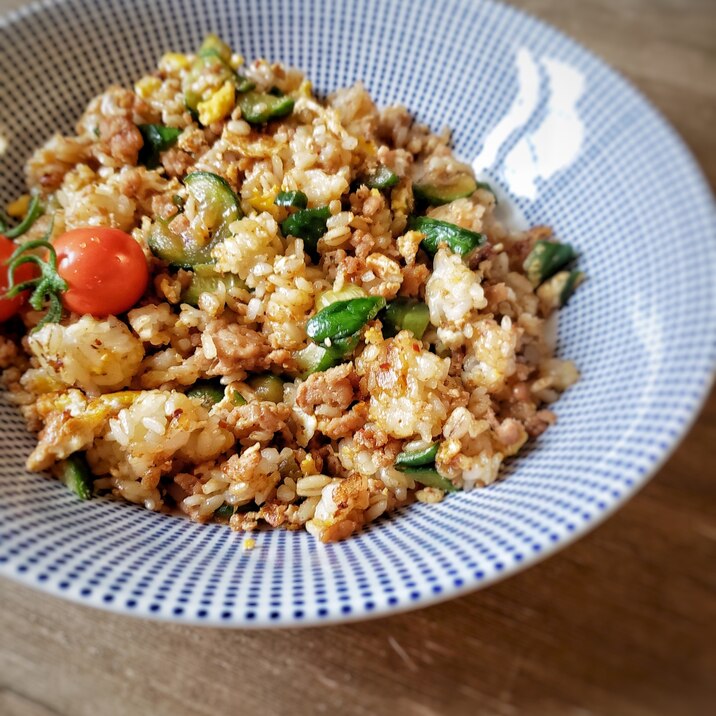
{"left": 1, "top": 0, "right": 715, "bottom": 626}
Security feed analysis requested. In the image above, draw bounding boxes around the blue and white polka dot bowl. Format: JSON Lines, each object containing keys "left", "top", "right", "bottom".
{"left": 1, "top": 0, "right": 715, "bottom": 628}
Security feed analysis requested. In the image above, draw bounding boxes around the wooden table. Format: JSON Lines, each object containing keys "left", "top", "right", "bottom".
{"left": 1, "top": 1, "right": 715, "bottom": 714}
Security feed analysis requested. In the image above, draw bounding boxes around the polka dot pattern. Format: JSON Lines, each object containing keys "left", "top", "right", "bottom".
{"left": 0, "top": 0, "right": 715, "bottom": 627}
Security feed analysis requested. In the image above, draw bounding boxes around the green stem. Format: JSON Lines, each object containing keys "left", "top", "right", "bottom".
{"left": 4, "top": 195, "right": 42, "bottom": 239}
{"left": 3, "top": 219, "right": 68, "bottom": 331}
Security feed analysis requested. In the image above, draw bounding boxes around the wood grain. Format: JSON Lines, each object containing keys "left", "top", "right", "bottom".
{"left": 1, "top": 1, "right": 715, "bottom": 714}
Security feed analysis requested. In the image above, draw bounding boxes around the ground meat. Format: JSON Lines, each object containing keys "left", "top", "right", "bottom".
{"left": 150, "top": 193, "right": 180, "bottom": 220}
{"left": 220, "top": 401, "right": 291, "bottom": 443}
{"left": 204, "top": 320, "right": 290, "bottom": 374}
{"left": 161, "top": 147, "right": 195, "bottom": 178}
{"left": 296, "top": 363, "right": 360, "bottom": 415}
{"left": 319, "top": 401, "right": 369, "bottom": 439}
{"left": 524, "top": 408, "right": 557, "bottom": 438}
{"left": 98, "top": 116, "right": 143, "bottom": 165}
{"left": 399, "top": 262, "right": 430, "bottom": 297}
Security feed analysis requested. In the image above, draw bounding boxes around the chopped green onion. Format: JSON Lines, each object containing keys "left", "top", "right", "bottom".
{"left": 275, "top": 190, "right": 308, "bottom": 209}
{"left": 523, "top": 240, "right": 577, "bottom": 286}
{"left": 59, "top": 454, "right": 93, "bottom": 500}
{"left": 307, "top": 297, "right": 386, "bottom": 347}
{"left": 395, "top": 443, "right": 439, "bottom": 469}
{"left": 410, "top": 216, "right": 486, "bottom": 257}
{"left": 400, "top": 467, "right": 457, "bottom": 492}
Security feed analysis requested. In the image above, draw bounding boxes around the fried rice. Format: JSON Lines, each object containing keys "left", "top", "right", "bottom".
{"left": 0, "top": 35, "right": 583, "bottom": 542}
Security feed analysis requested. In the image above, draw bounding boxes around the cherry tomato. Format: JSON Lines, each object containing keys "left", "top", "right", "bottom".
{"left": 0, "top": 235, "right": 37, "bottom": 322}
{"left": 54, "top": 227, "right": 149, "bottom": 316}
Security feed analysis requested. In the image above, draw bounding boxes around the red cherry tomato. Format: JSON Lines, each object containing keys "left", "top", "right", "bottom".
{"left": 54, "top": 227, "right": 149, "bottom": 316}
{"left": 0, "top": 235, "right": 38, "bottom": 322}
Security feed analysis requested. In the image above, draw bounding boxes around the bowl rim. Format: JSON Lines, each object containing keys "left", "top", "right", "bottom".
{"left": 0, "top": 0, "right": 715, "bottom": 627}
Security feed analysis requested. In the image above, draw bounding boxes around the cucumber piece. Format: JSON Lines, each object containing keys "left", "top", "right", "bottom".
{"left": 413, "top": 173, "right": 477, "bottom": 205}
{"left": 410, "top": 216, "right": 486, "bottom": 257}
{"left": 395, "top": 443, "right": 439, "bottom": 469}
{"left": 275, "top": 190, "right": 308, "bottom": 209}
{"left": 186, "top": 380, "right": 224, "bottom": 407}
{"left": 401, "top": 467, "right": 457, "bottom": 492}
{"left": 248, "top": 374, "right": 284, "bottom": 403}
{"left": 383, "top": 298, "right": 430, "bottom": 339}
{"left": 138, "top": 124, "right": 181, "bottom": 168}
{"left": 523, "top": 240, "right": 577, "bottom": 286}
{"left": 181, "top": 264, "right": 247, "bottom": 306}
{"left": 365, "top": 165, "right": 399, "bottom": 190}
{"left": 149, "top": 172, "right": 241, "bottom": 267}
{"left": 59, "top": 454, "right": 93, "bottom": 501}
{"left": 307, "top": 297, "right": 386, "bottom": 347}
{"left": 239, "top": 91, "right": 295, "bottom": 124}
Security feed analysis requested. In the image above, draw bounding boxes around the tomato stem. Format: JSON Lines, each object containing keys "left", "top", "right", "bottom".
{"left": 1, "top": 195, "right": 43, "bottom": 239}
{"left": 4, "top": 220, "right": 69, "bottom": 331}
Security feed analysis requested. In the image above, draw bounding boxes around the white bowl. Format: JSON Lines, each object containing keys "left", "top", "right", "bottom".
{"left": 1, "top": 0, "right": 714, "bottom": 627}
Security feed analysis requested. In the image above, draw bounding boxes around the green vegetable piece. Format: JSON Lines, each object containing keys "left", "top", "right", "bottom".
{"left": 413, "top": 173, "right": 477, "bottom": 206}
{"left": 395, "top": 443, "right": 439, "bottom": 469}
{"left": 315, "top": 284, "right": 367, "bottom": 312}
{"left": 138, "top": 124, "right": 182, "bottom": 168}
{"left": 275, "top": 190, "right": 308, "bottom": 209}
{"left": 523, "top": 240, "right": 578, "bottom": 286}
{"left": 234, "top": 75, "right": 256, "bottom": 93}
{"left": 410, "top": 216, "right": 486, "bottom": 257}
{"left": 280, "top": 205, "right": 331, "bottom": 257}
{"left": 383, "top": 298, "right": 430, "bottom": 339}
{"left": 307, "top": 297, "right": 386, "bottom": 347}
{"left": 1, "top": 194, "right": 43, "bottom": 239}
{"left": 148, "top": 171, "right": 241, "bottom": 267}
{"left": 401, "top": 467, "right": 457, "bottom": 492}
{"left": 248, "top": 374, "right": 284, "bottom": 403}
{"left": 294, "top": 335, "right": 360, "bottom": 377}
{"left": 214, "top": 503, "right": 235, "bottom": 520}
{"left": 560, "top": 270, "right": 585, "bottom": 306}
{"left": 59, "top": 454, "right": 93, "bottom": 501}
{"left": 231, "top": 389, "right": 247, "bottom": 406}
{"left": 187, "top": 380, "right": 224, "bottom": 407}
{"left": 181, "top": 264, "right": 246, "bottom": 306}
{"left": 198, "top": 34, "right": 232, "bottom": 62}
{"left": 239, "top": 91, "right": 295, "bottom": 124}
{"left": 365, "top": 165, "right": 399, "bottom": 190}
